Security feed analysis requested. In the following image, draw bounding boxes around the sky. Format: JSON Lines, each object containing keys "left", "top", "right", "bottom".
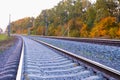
{"left": 0, "top": 0, "right": 95, "bottom": 32}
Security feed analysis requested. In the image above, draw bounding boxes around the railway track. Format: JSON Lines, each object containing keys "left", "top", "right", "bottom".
{"left": 18, "top": 36, "right": 120, "bottom": 80}
{"left": 1, "top": 36, "right": 120, "bottom": 79}
{"left": 28, "top": 36, "right": 120, "bottom": 71}
{"left": 40, "top": 36, "right": 120, "bottom": 47}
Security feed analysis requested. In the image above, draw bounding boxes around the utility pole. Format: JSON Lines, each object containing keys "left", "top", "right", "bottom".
{"left": 8, "top": 14, "right": 11, "bottom": 37}
{"left": 45, "top": 15, "right": 48, "bottom": 36}
{"left": 44, "top": 10, "right": 48, "bottom": 36}
{"left": 63, "top": 10, "right": 69, "bottom": 37}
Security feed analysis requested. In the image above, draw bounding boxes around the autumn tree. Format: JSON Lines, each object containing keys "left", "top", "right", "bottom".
{"left": 11, "top": 17, "right": 33, "bottom": 34}
{"left": 90, "top": 16, "right": 119, "bottom": 38}
{"left": 11, "top": 0, "right": 120, "bottom": 39}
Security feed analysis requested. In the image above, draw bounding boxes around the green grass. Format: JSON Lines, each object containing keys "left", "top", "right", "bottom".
{"left": 0, "top": 34, "right": 8, "bottom": 41}
{"left": 0, "top": 34, "right": 14, "bottom": 53}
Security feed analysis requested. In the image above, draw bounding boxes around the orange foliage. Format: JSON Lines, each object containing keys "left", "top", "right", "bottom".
{"left": 55, "top": 25, "right": 62, "bottom": 36}
{"left": 67, "top": 18, "right": 88, "bottom": 37}
{"left": 36, "top": 26, "right": 44, "bottom": 35}
{"left": 116, "top": 28, "right": 120, "bottom": 38}
{"left": 80, "top": 24, "right": 88, "bottom": 37}
{"left": 90, "top": 16, "right": 119, "bottom": 38}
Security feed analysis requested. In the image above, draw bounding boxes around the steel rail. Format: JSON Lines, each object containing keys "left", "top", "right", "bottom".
{"left": 40, "top": 36, "right": 120, "bottom": 47}
{"left": 16, "top": 39, "right": 24, "bottom": 80}
{"left": 31, "top": 38, "right": 120, "bottom": 79}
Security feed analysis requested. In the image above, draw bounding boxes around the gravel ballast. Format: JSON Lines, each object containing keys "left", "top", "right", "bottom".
{"left": 22, "top": 36, "right": 107, "bottom": 80}
{"left": 30, "top": 36, "right": 120, "bottom": 71}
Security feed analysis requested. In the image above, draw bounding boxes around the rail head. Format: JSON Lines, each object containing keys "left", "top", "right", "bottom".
{"left": 16, "top": 38, "right": 24, "bottom": 80}
{"left": 41, "top": 36, "right": 120, "bottom": 41}
{"left": 39, "top": 36, "right": 120, "bottom": 47}
{"left": 32, "top": 38, "right": 120, "bottom": 80}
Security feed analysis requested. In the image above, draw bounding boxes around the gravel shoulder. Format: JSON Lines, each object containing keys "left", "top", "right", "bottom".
{"left": 0, "top": 36, "right": 22, "bottom": 68}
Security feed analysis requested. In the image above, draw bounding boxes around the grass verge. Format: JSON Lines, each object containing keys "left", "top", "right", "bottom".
{"left": 0, "top": 34, "right": 16, "bottom": 53}
{"left": 0, "top": 34, "right": 8, "bottom": 41}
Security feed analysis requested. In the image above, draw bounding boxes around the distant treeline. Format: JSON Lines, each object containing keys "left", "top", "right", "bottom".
{"left": 10, "top": 0, "right": 120, "bottom": 39}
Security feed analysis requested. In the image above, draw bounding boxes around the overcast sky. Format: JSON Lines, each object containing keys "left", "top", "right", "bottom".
{"left": 0, "top": 0, "right": 95, "bottom": 31}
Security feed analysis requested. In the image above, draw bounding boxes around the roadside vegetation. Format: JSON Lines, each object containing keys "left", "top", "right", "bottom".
{"left": 10, "top": 0, "right": 120, "bottom": 39}
{"left": 0, "top": 34, "right": 15, "bottom": 52}
{"left": 0, "top": 34, "right": 8, "bottom": 41}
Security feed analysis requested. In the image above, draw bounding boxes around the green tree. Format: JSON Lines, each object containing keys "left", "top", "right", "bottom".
{"left": 86, "top": 5, "right": 96, "bottom": 29}
{"left": 95, "top": 0, "right": 110, "bottom": 22}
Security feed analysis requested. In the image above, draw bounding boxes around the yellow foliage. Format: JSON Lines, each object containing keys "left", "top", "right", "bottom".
{"left": 23, "top": 30, "right": 27, "bottom": 34}
{"left": 111, "top": 28, "right": 119, "bottom": 38}
{"left": 80, "top": 24, "right": 88, "bottom": 37}
{"left": 55, "top": 25, "right": 62, "bottom": 36}
{"left": 36, "top": 26, "right": 44, "bottom": 35}
{"left": 90, "top": 16, "right": 119, "bottom": 38}
{"left": 67, "top": 18, "right": 88, "bottom": 37}
{"left": 117, "top": 28, "right": 120, "bottom": 38}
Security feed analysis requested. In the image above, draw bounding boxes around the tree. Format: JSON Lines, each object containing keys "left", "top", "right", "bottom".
{"left": 86, "top": 5, "right": 96, "bottom": 29}
{"left": 10, "top": 0, "right": 120, "bottom": 38}
{"left": 11, "top": 17, "right": 32, "bottom": 34}
{"left": 80, "top": 24, "right": 88, "bottom": 37}
{"left": 95, "top": 0, "right": 110, "bottom": 22}
{"left": 90, "top": 16, "right": 119, "bottom": 38}
{"left": 67, "top": 18, "right": 88, "bottom": 37}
